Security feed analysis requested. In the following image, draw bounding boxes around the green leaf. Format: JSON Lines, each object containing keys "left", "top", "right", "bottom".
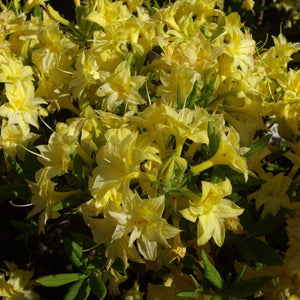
{"left": 202, "top": 250, "right": 224, "bottom": 290}
{"left": 185, "top": 80, "right": 198, "bottom": 108}
{"left": 36, "top": 273, "right": 88, "bottom": 287}
{"left": 63, "top": 278, "right": 91, "bottom": 300}
{"left": 64, "top": 239, "right": 89, "bottom": 272}
{"left": 72, "top": 150, "right": 86, "bottom": 187}
{"left": 52, "top": 194, "right": 84, "bottom": 211}
{"left": 10, "top": 220, "right": 38, "bottom": 242}
{"left": 208, "top": 121, "right": 220, "bottom": 156}
{"left": 247, "top": 210, "right": 286, "bottom": 237}
{"left": 237, "top": 239, "right": 257, "bottom": 262}
{"left": 89, "top": 273, "right": 107, "bottom": 300}
{"left": 243, "top": 135, "right": 272, "bottom": 158}
{"left": 5, "top": 153, "right": 23, "bottom": 176}
{"left": 231, "top": 276, "right": 272, "bottom": 298}
{"left": 247, "top": 238, "right": 282, "bottom": 266}
{"left": 31, "top": 5, "right": 42, "bottom": 17}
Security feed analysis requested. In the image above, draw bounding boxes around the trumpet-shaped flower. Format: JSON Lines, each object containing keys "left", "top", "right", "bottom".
{"left": 0, "top": 55, "right": 33, "bottom": 84}
{"left": 0, "top": 121, "right": 38, "bottom": 160}
{"left": 191, "top": 126, "right": 248, "bottom": 180}
{"left": 180, "top": 178, "right": 244, "bottom": 246}
{"left": 223, "top": 13, "right": 256, "bottom": 72}
{"left": 88, "top": 215, "right": 144, "bottom": 269}
{"left": 27, "top": 179, "right": 79, "bottom": 233}
{"left": 96, "top": 61, "right": 146, "bottom": 112}
{"left": 156, "top": 65, "right": 200, "bottom": 105}
{"left": 248, "top": 173, "right": 291, "bottom": 218}
{"left": 90, "top": 128, "right": 161, "bottom": 201}
{"left": 86, "top": 0, "right": 131, "bottom": 28}
{"left": 0, "top": 82, "right": 48, "bottom": 131}
{"left": 108, "top": 192, "right": 181, "bottom": 261}
{"left": 0, "top": 262, "right": 39, "bottom": 300}
{"left": 36, "top": 122, "right": 78, "bottom": 182}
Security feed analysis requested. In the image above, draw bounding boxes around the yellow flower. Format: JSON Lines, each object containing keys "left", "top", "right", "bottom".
{"left": 136, "top": 104, "right": 211, "bottom": 156}
{"left": 0, "top": 121, "right": 38, "bottom": 160}
{"left": 27, "top": 179, "right": 79, "bottom": 233}
{"left": 87, "top": 215, "right": 144, "bottom": 269}
{"left": 0, "top": 82, "right": 48, "bottom": 131}
{"left": 69, "top": 50, "right": 109, "bottom": 101}
{"left": 223, "top": 13, "right": 256, "bottom": 72}
{"left": 108, "top": 192, "right": 181, "bottom": 261}
{"left": 191, "top": 126, "right": 248, "bottom": 180}
{"left": 260, "top": 34, "right": 300, "bottom": 79}
{"left": 96, "top": 61, "right": 146, "bottom": 112}
{"left": 0, "top": 262, "right": 39, "bottom": 300}
{"left": 36, "top": 122, "right": 78, "bottom": 181}
{"left": 248, "top": 173, "right": 291, "bottom": 218}
{"left": 156, "top": 65, "right": 200, "bottom": 106}
{"left": 241, "top": 0, "right": 255, "bottom": 13}
{"left": 0, "top": 55, "right": 33, "bottom": 84}
{"left": 90, "top": 128, "right": 160, "bottom": 201}
{"left": 180, "top": 178, "right": 244, "bottom": 246}
{"left": 86, "top": 0, "right": 131, "bottom": 28}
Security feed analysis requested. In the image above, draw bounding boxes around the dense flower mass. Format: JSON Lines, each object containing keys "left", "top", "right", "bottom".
{"left": 0, "top": 0, "right": 300, "bottom": 299}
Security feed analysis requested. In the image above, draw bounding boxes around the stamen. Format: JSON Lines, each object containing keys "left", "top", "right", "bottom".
{"left": 17, "top": 143, "right": 51, "bottom": 162}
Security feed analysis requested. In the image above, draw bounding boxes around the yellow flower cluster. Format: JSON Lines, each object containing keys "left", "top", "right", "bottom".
{"left": 0, "top": 0, "right": 300, "bottom": 298}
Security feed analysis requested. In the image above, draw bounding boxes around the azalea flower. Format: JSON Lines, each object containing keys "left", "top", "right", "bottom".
{"left": 36, "top": 122, "right": 78, "bottom": 182}
{"left": 96, "top": 61, "right": 146, "bottom": 112}
{"left": 191, "top": 126, "right": 248, "bottom": 180}
{"left": 248, "top": 173, "right": 291, "bottom": 218}
{"left": 0, "top": 121, "right": 38, "bottom": 160}
{"left": 0, "top": 82, "right": 48, "bottom": 131}
{"left": 0, "top": 262, "right": 39, "bottom": 300}
{"left": 27, "top": 179, "right": 80, "bottom": 232}
{"left": 90, "top": 128, "right": 160, "bottom": 201}
{"left": 181, "top": 178, "right": 244, "bottom": 246}
{"left": 108, "top": 192, "right": 181, "bottom": 261}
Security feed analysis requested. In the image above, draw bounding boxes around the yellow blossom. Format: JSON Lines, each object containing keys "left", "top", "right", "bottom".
{"left": 191, "top": 126, "right": 248, "bottom": 180}
{"left": 0, "top": 82, "right": 48, "bottom": 131}
{"left": 180, "top": 178, "right": 244, "bottom": 246}
{"left": 87, "top": 215, "right": 144, "bottom": 268}
{"left": 108, "top": 192, "right": 181, "bottom": 261}
{"left": 27, "top": 179, "right": 79, "bottom": 233}
{"left": 0, "top": 121, "right": 38, "bottom": 160}
{"left": 0, "top": 262, "right": 39, "bottom": 300}
{"left": 241, "top": 0, "right": 255, "bottom": 13}
{"left": 156, "top": 65, "right": 200, "bottom": 106}
{"left": 96, "top": 61, "right": 146, "bottom": 112}
{"left": 248, "top": 173, "right": 291, "bottom": 218}
{"left": 36, "top": 122, "right": 78, "bottom": 181}
{"left": 0, "top": 55, "right": 33, "bottom": 84}
{"left": 86, "top": 0, "right": 131, "bottom": 28}
{"left": 90, "top": 128, "right": 160, "bottom": 201}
